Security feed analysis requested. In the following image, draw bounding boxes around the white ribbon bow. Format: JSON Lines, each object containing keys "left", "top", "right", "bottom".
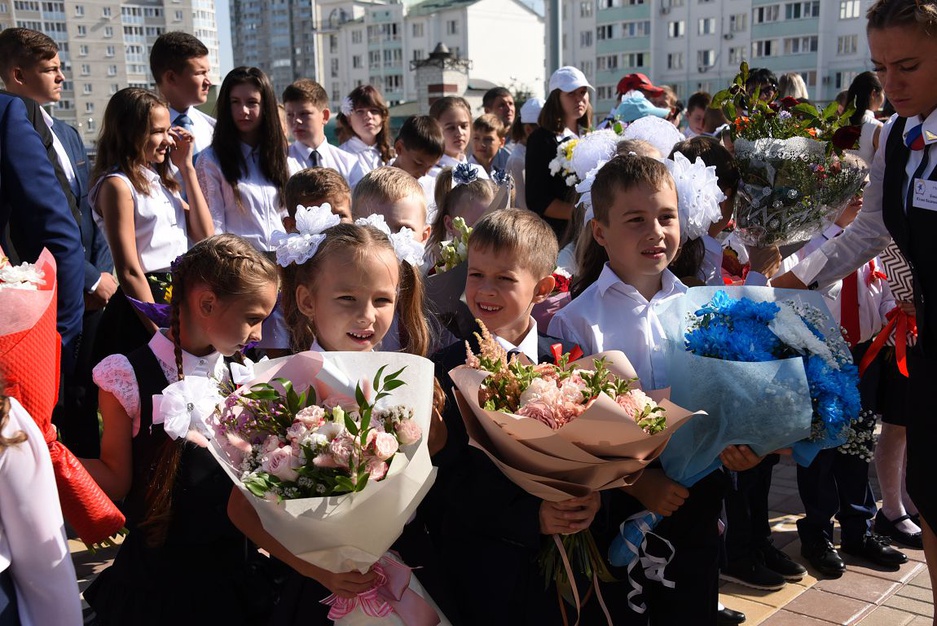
{"left": 275, "top": 204, "right": 342, "bottom": 267}
{"left": 355, "top": 214, "right": 426, "bottom": 267}
{"left": 152, "top": 377, "right": 223, "bottom": 441}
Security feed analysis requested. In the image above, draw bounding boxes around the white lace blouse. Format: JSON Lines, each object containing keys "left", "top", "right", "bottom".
{"left": 93, "top": 330, "right": 227, "bottom": 436}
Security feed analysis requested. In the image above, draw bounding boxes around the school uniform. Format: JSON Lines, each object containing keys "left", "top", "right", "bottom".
{"left": 549, "top": 266, "right": 725, "bottom": 625}
{"left": 789, "top": 109, "right": 937, "bottom": 528}
{"left": 168, "top": 105, "right": 215, "bottom": 157}
{"left": 525, "top": 126, "right": 578, "bottom": 239}
{"left": 338, "top": 135, "right": 383, "bottom": 176}
{"left": 287, "top": 139, "right": 364, "bottom": 186}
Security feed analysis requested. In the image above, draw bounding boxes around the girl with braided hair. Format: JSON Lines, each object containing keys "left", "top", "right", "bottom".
{"left": 80, "top": 234, "right": 278, "bottom": 625}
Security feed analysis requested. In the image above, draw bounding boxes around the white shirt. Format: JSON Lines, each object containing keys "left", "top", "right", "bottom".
{"left": 196, "top": 143, "right": 286, "bottom": 252}
{"left": 169, "top": 105, "right": 216, "bottom": 155}
{"left": 556, "top": 242, "right": 577, "bottom": 277}
{"left": 854, "top": 110, "right": 883, "bottom": 168}
{"left": 339, "top": 135, "right": 384, "bottom": 174}
{"left": 700, "top": 234, "right": 725, "bottom": 286}
{"left": 423, "top": 154, "right": 467, "bottom": 226}
{"left": 90, "top": 168, "right": 189, "bottom": 272}
{"left": 40, "top": 107, "right": 77, "bottom": 193}
{"left": 287, "top": 139, "right": 365, "bottom": 187}
{"left": 494, "top": 316, "right": 539, "bottom": 363}
{"left": 0, "top": 398, "right": 82, "bottom": 626}
{"left": 93, "top": 330, "right": 227, "bottom": 437}
{"left": 549, "top": 265, "right": 686, "bottom": 390}
{"left": 792, "top": 109, "right": 937, "bottom": 290}
{"left": 506, "top": 143, "right": 528, "bottom": 210}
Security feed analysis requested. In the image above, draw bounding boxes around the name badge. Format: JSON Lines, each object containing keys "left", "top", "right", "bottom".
{"left": 912, "top": 178, "right": 937, "bottom": 212}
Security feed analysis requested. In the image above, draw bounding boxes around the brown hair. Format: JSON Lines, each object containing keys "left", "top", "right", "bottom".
{"left": 572, "top": 155, "right": 674, "bottom": 298}
{"left": 469, "top": 209, "right": 558, "bottom": 280}
{"left": 538, "top": 89, "right": 592, "bottom": 134}
{"left": 868, "top": 0, "right": 937, "bottom": 34}
{"left": 352, "top": 166, "right": 426, "bottom": 220}
{"left": 616, "top": 139, "right": 662, "bottom": 158}
{"left": 0, "top": 28, "right": 58, "bottom": 79}
{"left": 428, "top": 168, "right": 496, "bottom": 255}
{"left": 141, "top": 234, "right": 278, "bottom": 547}
{"left": 212, "top": 67, "right": 290, "bottom": 212}
{"left": 281, "top": 223, "right": 430, "bottom": 356}
{"left": 429, "top": 96, "right": 472, "bottom": 122}
{"left": 473, "top": 113, "right": 505, "bottom": 137}
{"left": 282, "top": 78, "right": 329, "bottom": 110}
{"left": 284, "top": 168, "right": 352, "bottom": 217}
{"left": 150, "top": 32, "right": 209, "bottom": 85}
{"left": 670, "top": 136, "right": 740, "bottom": 195}
{"left": 395, "top": 115, "right": 445, "bottom": 158}
{"left": 0, "top": 396, "right": 27, "bottom": 451}
{"left": 92, "top": 88, "right": 179, "bottom": 195}
{"left": 336, "top": 85, "right": 393, "bottom": 163}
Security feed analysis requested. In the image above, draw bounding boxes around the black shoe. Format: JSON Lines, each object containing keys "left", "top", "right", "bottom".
{"left": 720, "top": 558, "right": 786, "bottom": 590}
{"left": 841, "top": 533, "right": 909, "bottom": 569}
{"left": 875, "top": 510, "right": 924, "bottom": 549}
{"left": 717, "top": 606, "right": 747, "bottom": 625}
{"left": 759, "top": 542, "right": 807, "bottom": 581}
{"left": 801, "top": 538, "right": 846, "bottom": 578}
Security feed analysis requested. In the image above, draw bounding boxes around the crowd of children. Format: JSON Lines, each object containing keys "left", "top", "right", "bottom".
{"left": 0, "top": 6, "right": 931, "bottom": 624}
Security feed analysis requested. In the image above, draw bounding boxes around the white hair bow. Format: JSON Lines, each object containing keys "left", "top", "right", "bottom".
{"left": 664, "top": 152, "right": 726, "bottom": 243}
{"left": 354, "top": 214, "right": 425, "bottom": 267}
{"left": 152, "top": 377, "right": 223, "bottom": 441}
{"left": 275, "top": 204, "right": 342, "bottom": 267}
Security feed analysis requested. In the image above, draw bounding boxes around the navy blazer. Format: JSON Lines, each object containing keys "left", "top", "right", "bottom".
{"left": 51, "top": 117, "right": 113, "bottom": 290}
{"left": 0, "top": 93, "right": 85, "bottom": 369}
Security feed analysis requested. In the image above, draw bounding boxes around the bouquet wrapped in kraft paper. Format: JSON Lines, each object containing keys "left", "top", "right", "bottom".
{"left": 208, "top": 350, "right": 445, "bottom": 626}
{"left": 0, "top": 248, "right": 126, "bottom": 547}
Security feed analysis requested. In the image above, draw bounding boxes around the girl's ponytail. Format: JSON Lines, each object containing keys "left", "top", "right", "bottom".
{"left": 395, "top": 262, "right": 430, "bottom": 358}
{"left": 571, "top": 224, "right": 608, "bottom": 299}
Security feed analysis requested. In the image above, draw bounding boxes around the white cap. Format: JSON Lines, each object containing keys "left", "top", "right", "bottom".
{"left": 519, "top": 98, "right": 544, "bottom": 124}
{"left": 549, "top": 66, "right": 593, "bottom": 94}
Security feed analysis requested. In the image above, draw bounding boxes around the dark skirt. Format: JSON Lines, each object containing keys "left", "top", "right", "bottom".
{"left": 905, "top": 349, "right": 937, "bottom": 527}
{"left": 0, "top": 569, "right": 19, "bottom": 626}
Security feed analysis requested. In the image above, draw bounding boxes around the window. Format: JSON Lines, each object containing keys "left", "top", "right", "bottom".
{"left": 621, "top": 20, "right": 650, "bottom": 37}
{"left": 562, "top": 33, "right": 567, "bottom": 49}
{"left": 753, "top": 5, "right": 779, "bottom": 23}
{"left": 13, "top": 1, "right": 38, "bottom": 10}
{"left": 580, "top": 31, "right": 593, "bottom": 47}
{"left": 837, "top": 34, "right": 858, "bottom": 55}
{"left": 174, "top": 10, "right": 182, "bottom": 20}
{"left": 386, "top": 74, "right": 402, "bottom": 91}
{"left": 351, "top": 30, "right": 362, "bottom": 44}
{"left": 667, "top": 52, "right": 684, "bottom": 70}
{"left": 835, "top": 70, "right": 857, "bottom": 89}
{"left": 85, "top": 101, "right": 94, "bottom": 113}
{"left": 697, "top": 49, "right": 715, "bottom": 68}
{"left": 627, "top": 0, "right": 644, "bottom": 4}
{"left": 579, "top": 60, "right": 593, "bottom": 75}
{"left": 110, "top": 83, "right": 119, "bottom": 94}
{"left": 623, "top": 52, "right": 647, "bottom": 67}
{"left": 0, "top": 3, "right": 7, "bottom": 12}
{"left": 412, "top": 23, "right": 423, "bottom": 37}
{"left": 839, "top": 0, "right": 861, "bottom": 19}
{"left": 783, "top": 35, "right": 817, "bottom": 54}
{"left": 102, "top": 5, "right": 110, "bottom": 16}
{"left": 76, "top": 24, "right": 86, "bottom": 35}
{"left": 353, "top": 55, "right": 362, "bottom": 68}
{"left": 752, "top": 39, "right": 776, "bottom": 57}
{"left": 107, "top": 64, "right": 117, "bottom": 76}
{"left": 597, "top": 85, "right": 613, "bottom": 101}
{"left": 668, "top": 20, "right": 685, "bottom": 38}
{"left": 596, "top": 24, "right": 614, "bottom": 40}
{"left": 730, "top": 13, "right": 747, "bottom": 32}
{"left": 785, "top": 1, "right": 819, "bottom": 20}
{"left": 73, "top": 3, "right": 82, "bottom": 15}
{"left": 78, "top": 44, "right": 88, "bottom": 56}
{"left": 446, "top": 20, "right": 457, "bottom": 35}
{"left": 596, "top": 54, "right": 618, "bottom": 71}
{"left": 79, "top": 63, "right": 90, "bottom": 75}
{"left": 144, "top": 7, "right": 162, "bottom": 17}
{"left": 698, "top": 17, "right": 716, "bottom": 35}
{"left": 105, "top": 44, "right": 114, "bottom": 57}
{"left": 729, "top": 46, "right": 746, "bottom": 64}
{"left": 104, "top": 26, "right": 113, "bottom": 37}
{"left": 82, "top": 83, "right": 92, "bottom": 94}
{"left": 412, "top": 49, "right": 424, "bottom": 61}
{"left": 580, "top": 1, "right": 592, "bottom": 17}
{"left": 329, "top": 34, "right": 337, "bottom": 53}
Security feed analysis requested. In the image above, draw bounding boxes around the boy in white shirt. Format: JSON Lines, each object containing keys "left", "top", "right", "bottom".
{"left": 283, "top": 79, "right": 363, "bottom": 186}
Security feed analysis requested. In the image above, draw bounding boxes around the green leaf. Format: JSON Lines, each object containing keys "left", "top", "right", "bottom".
{"left": 355, "top": 384, "right": 367, "bottom": 409}
{"left": 334, "top": 476, "right": 356, "bottom": 492}
{"left": 382, "top": 379, "right": 405, "bottom": 391}
{"left": 384, "top": 366, "right": 406, "bottom": 383}
{"left": 822, "top": 99, "right": 840, "bottom": 119}
{"left": 372, "top": 365, "right": 388, "bottom": 395}
{"left": 344, "top": 413, "right": 359, "bottom": 436}
{"left": 356, "top": 472, "right": 370, "bottom": 492}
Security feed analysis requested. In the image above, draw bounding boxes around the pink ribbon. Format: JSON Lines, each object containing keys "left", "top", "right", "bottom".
{"left": 322, "top": 555, "right": 440, "bottom": 625}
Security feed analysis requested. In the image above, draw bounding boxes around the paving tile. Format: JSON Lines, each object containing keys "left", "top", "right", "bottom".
{"left": 813, "top": 569, "right": 900, "bottom": 603}
{"left": 897, "top": 584, "right": 935, "bottom": 604}
{"left": 907, "top": 617, "right": 935, "bottom": 626}
{"left": 854, "top": 605, "right": 916, "bottom": 625}
{"left": 760, "top": 608, "right": 837, "bottom": 625}
{"left": 883, "top": 593, "right": 935, "bottom": 618}
{"left": 719, "top": 594, "right": 778, "bottom": 626}
{"left": 848, "top": 560, "right": 925, "bottom": 585}
{"left": 784, "top": 588, "right": 875, "bottom": 624}
{"left": 909, "top": 570, "right": 934, "bottom": 590}
{"left": 722, "top": 580, "right": 812, "bottom": 609}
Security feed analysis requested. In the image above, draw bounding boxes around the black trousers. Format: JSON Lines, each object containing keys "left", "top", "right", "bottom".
{"left": 724, "top": 454, "right": 779, "bottom": 563}
{"left": 795, "top": 447, "right": 876, "bottom": 545}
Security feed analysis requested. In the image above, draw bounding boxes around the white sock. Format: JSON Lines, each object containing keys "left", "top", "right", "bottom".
{"left": 875, "top": 424, "right": 921, "bottom": 535}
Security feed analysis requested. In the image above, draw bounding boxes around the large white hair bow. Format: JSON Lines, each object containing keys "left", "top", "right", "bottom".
{"left": 152, "top": 377, "right": 223, "bottom": 441}
{"left": 275, "top": 204, "right": 342, "bottom": 267}
{"left": 664, "top": 152, "right": 726, "bottom": 243}
{"left": 354, "top": 214, "right": 426, "bottom": 267}
{"left": 575, "top": 159, "right": 609, "bottom": 225}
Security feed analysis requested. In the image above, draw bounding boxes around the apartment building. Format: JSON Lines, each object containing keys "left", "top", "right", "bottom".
{"left": 546, "top": 0, "right": 873, "bottom": 115}
{"left": 0, "top": 0, "right": 220, "bottom": 145}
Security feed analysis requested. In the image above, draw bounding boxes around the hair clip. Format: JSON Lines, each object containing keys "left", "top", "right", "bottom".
{"left": 340, "top": 96, "right": 354, "bottom": 117}
{"left": 490, "top": 168, "right": 513, "bottom": 188}
{"left": 275, "top": 204, "right": 341, "bottom": 267}
{"left": 354, "top": 214, "right": 425, "bottom": 267}
{"left": 452, "top": 162, "right": 479, "bottom": 187}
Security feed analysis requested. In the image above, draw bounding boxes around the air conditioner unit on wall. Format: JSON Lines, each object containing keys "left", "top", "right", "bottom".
{"left": 723, "top": 33, "right": 733, "bottom": 40}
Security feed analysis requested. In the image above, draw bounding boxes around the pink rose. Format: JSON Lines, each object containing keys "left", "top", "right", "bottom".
{"left": 371, "top": 431, "right": 399, "bottom": 461}
{"left": 313, "top": 453, "right": 341, "bottom": 468}
{"left": 394, "top": 419, "right": 422, "bottom": 446}
{"left": 558, "top": 376, "right": 587, "bottom": 405}
{"left": 616, "top": 389, "right": 657, "bottom": 421}
{"left": 262, "top": 434, "right": 282, "bottom": 453}
{"left": 519, "top": 378, "right": 562, "bottom": 407}
{"left": 295, "top": 405, "right": 326, "bottom": 429}
{"left": 517, "top": 401, "right": 559, "bottom": 429}
{"left": 329, "top": 434, "right": 358, "bottom": 466}
{"left": 365, "top": 457, "right": 388, "bottom": 480}
{"left": 262, "top": 446, "right": 300, "bottom": 482}
{"left": 286, "top": 421, "right": 308, "bottom": 443}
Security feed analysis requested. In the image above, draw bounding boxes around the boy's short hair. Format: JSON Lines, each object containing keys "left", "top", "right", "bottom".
{"left": 469, "top": 208, "right": 558, "bottom": 280}
{"left": 282, "top": 78, "right": 328, "bottom": 109}
{"left": 396, "top": 115, "right": 445, "bottom": 158}
{"left": 482, "top": 86, "right": 512, "bottom": 110}
{"left": 591, "top": 155, "right": 674, "bottom": 225}
{"left": 284, "top": 168, "right": 352, "bottom": 217}
{"left": 686, "top": 91, "right": 711, "bottom": 112}
{"left": 352, "top": 166, "right": 426, "bottom": 217}
{"left": 473, "top": 113, "right": 505, "bottom": 137}
{"left": 0, "top": 28, "right": 57, "bottom": 78}
{"left": 150, "top": 32, "right": 209, "bottom": 84}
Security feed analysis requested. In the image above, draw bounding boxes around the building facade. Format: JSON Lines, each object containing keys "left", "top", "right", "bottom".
{"left": 0, "top": 0, "right": 220, "bottom": 144}
{"left": 545, "top": 0, "right": 874, "bottom": 116}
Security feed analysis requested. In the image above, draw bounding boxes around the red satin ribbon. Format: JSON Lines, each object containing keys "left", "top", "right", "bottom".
{"left": 322, "top": 555, "right": 440, "bottom": 625}
{"left": 859, "top": 307, "right": 917, "bottom": 377}
{"left": 551, "top": 344, "right": 584, "bottom": 366}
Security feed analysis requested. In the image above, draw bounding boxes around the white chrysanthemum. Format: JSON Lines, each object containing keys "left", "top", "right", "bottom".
{"left": 570, "top": 129, "right": 620, "bottom": 182}
{"left": 769, "top": 301, "right": 837, "bottom": 368}
{"left": 664, "top": 152, "right": 727, "bottom": 242}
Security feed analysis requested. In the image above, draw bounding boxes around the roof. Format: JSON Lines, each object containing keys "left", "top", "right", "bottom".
{"left": 405, "top": 0, "right": 480, "bottom": 18}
